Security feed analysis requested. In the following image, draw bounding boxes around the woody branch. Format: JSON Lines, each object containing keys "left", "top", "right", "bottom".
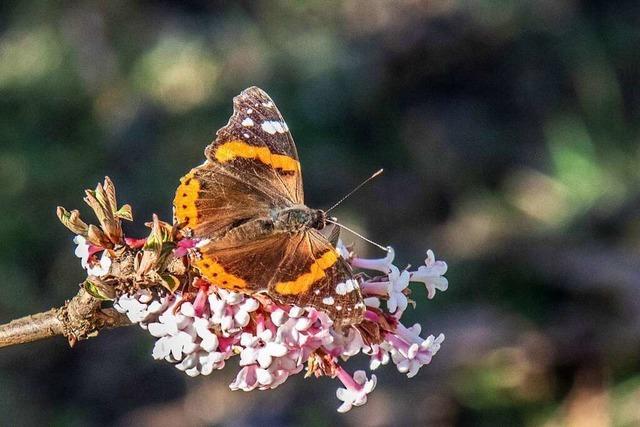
{"left": 0, "top": 287, "right": 131, "bottom": 349}
{"left": 0, "top": 177, "right": 189, "bottom": 350}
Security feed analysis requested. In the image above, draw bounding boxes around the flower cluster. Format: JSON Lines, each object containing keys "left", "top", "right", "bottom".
{"left": 63, "top": 178, "right": 448, "bottom": 413}
{"left": 98, "top": 239, "right": 447, "bottom": 412}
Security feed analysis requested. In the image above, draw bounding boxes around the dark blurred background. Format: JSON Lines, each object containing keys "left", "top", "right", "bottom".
{"left": 1, "top": 1, "right": 639, "bottom": 426}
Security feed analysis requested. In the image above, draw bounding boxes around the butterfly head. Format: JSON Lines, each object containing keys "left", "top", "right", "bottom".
{"left": 309, "top": 209, "right": 328, "bottom": 231}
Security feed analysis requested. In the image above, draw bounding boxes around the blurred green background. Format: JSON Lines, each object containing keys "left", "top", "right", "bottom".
{"left": 1, "top": 1, "right": 640, "bottom": 426}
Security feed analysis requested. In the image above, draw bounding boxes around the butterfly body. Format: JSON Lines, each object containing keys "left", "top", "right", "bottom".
{"left": 210, "top": 205, "right": 325, "bottom": 244}
{"left": 174, "top": 87, "right": 365, "bottom": 327}
{"left": 272, "top": 205, "right": 327, "bottom": 233}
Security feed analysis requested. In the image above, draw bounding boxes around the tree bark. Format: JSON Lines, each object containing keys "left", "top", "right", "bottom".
{"left": 0, "top": 287, "right": 131, "bottom": 348}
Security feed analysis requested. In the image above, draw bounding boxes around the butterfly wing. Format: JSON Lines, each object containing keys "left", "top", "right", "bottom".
{"left": 196, "top": 229, "right": 364, "bottom": 326}
{"left": 175, "top": 86, "right": 302, "bottom": 238}
{"left": 175, "top": 165, "right": 278, "bottom": 240}
{"left": 175, "top": 87, "right": 304, "bottom": 284}
{"left": 204, "top": 86, "right": 304, "bottom": 204}
{"left": 269, "top": 230, "right": 365, "bottom": 327}
{"left": 193, "top": 232, "right": 292, "bottom": 292}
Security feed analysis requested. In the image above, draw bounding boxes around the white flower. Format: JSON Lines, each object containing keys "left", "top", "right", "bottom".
{"left": 208, "top": 292, "right": 259, "bottom": 335}
{"left": 411, "top": 250, "right": 448, "bottom": 299}
{"left": 367, "top": 345, "right": 390, "bottom": 370}
{"left": 386, "top": 266, "right": 410, "bottom": 313}
{"left": 230, "top": 365, "right": 266, "bottom": 391}
{"left": 336, "top": 370, "right": 377, "bottom": 413}
{"left": 106, "top": 241, "right": 447, "bottom": 411}
{"left": 326, "top": 327, "right": 364, "bottom": 357}
{"left": 230, "top": 353, "right": 303, "bottom": 391}
{"left": 152, "top": 331, "right": 199, "bottom": 361}
{"left": 350, "top": 247, "right": 395, "bottom": 274}
{"left": 114, "top": 291, "right": 172, "bottom": 328}
{"left": 274, "top": 307, "right": 333, "bottom": 356}
{"left": 385, "top": 324, "right": 445, "bottom": 378}
{"left": 87, "top": 251, "right": 112, "bottom": 277}
{"left": 73, "top": 235, "right": 91, "bottom": 268}
{"left": 239, "top": 330, "right": 288, "bottom": 369}
{"left": 73, "top": 235, "right": 112, "bottom": 276}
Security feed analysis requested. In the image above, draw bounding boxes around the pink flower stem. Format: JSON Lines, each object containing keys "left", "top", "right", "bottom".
{"left": 384, "top": 332, "right": 409, "bottom": 353}
{"left": 256, "top": 314, "right": 265, "bottom": 334}
{"left": 360, "top": 281, "right": 389, "bottom": 297}
{"left": 393, "top": 322, "right": 419, "bottom": 344}
{"left": 364, "top": 310, "right": 380, "bottom": 322}
{"left": 193, "top": 287, "right": 209, "bottom": 317}
{"left": 336, "top": 366, "right": 361, "bottom": 391}
{"left": 88, "top": 245, "right": 104, "bottom": 258}
{"left": 351, "top": 257, "right": 390, "bottom": 272}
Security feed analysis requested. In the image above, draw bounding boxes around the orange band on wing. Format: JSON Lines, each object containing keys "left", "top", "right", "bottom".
{"left": 214, "top": 140, "right": 300, "bottom": 172}
{"left": 195, "top": 257, "right": 247, "bottom": 289}
{"left": 174, "top": 171, "right": 200, "bottom": 228}
{"left": 274, "top": 250, "right": 339, "bottom": 295}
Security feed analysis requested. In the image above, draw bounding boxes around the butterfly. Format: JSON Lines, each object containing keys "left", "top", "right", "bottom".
{"left": 174, "top": 87, "right": 365, "bottom": 327}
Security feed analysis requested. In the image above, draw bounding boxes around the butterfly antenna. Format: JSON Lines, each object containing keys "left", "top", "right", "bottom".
{"left": 325, "top": 168, "right": 384, "bottom": 214}
{"left": 325, "top": 218, "right": 389, "bottom": 253}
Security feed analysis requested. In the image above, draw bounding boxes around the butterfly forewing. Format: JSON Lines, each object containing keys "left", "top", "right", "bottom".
{"left": 204, "top": 87, "right": 304, "bottom": 203}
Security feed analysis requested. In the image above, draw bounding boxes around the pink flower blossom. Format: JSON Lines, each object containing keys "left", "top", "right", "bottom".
{"left": 124, "top": 237, "right": 147, "bottom": 249}
{"left": 350, "top": 247, "right": 395, "bottom": 273}
{"left": 73, "top": 235, "right": 111, "bottom": 276}
{"left": 383, "top": 322, "right": 445, "bottom": 378}
{"left": 325, "top": 326, "right": 365, "bottom": 358}
{"left": 367, "top": 344, "right": 391, "bottom": 370}
{"left": 239, "top": 328, "right": 288, "bottom": 369}
{"left": 410, "top": 250, "right": 448, "bottom": 299}
{"left": 335, "top": 368, "right": 377, "bottom": 413}
{"left": 112, "top": 244, "right": 448, "bottom": 411}
{"left": 173, "top": 238, "right": 196, "bottom": 258}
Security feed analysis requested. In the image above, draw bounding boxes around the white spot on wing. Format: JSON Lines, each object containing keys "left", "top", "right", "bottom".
{"left": 241, "top": 118, "right": 254, "bottom": 127}
{"left": 322, "top": 297, "right": 334, "bottom": 305}
{"left": 261, "top": 120, "right": 288, "bottom": 135}
{"left": 335, "top": 279, "right": 358, "bottom": 295}
{"left": 261, "top": 121, "right": 276, "bottom": 134}
{"left": 273, "top": 122, "right": 285, "bottom": 133}
{"left": 246, "top": 108, "right": 253, "bottom": 114}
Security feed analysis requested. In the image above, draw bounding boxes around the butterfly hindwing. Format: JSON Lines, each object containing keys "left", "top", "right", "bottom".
{"left": 194, "top": 232, "right": 292, "bottom": 292}
{"left": 195, "top": 227, "right": 364, "bottom": 326}
{"left": 269, "top": 230, "right": 365, "bottom": 327}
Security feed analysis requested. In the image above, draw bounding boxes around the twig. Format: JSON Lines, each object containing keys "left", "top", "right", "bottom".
{"left": 0, "top": 286, "right": 131, "bottom": 349}
{"left": 0, "top": 177, "right": 184, "bottom": 350}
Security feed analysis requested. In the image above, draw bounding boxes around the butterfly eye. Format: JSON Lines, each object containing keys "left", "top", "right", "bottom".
{"left": 311, "top": 210, "right": 327, "bottom": 230}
